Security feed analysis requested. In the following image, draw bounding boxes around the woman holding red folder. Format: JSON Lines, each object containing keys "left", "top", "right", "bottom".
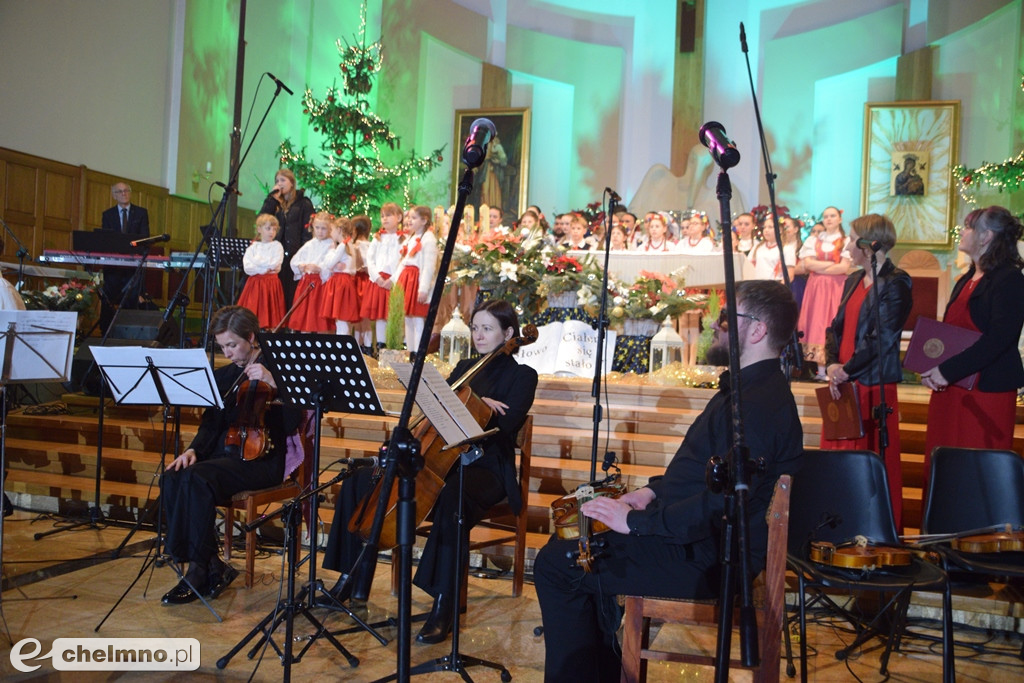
{"left": 822, "top": 214, "right": 912, "bottom": 529}
{"left": 920, "top": 206, "right": 1024, "bottom": 489}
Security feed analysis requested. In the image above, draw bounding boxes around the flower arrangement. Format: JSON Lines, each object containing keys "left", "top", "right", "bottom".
{"left": 540, "top": 254, "right": 588, "bottom": 296}
{"left": 609, "top": 270, "right": 705, "bottom": 323}
{"left": 446, "top": 229, "right": 548, "bottom": 319}
{"left": 21, "top": 278, "right": 99, "bottom": 314}
{"left": 573, "top": 201, "right": 607, "bottom": 234}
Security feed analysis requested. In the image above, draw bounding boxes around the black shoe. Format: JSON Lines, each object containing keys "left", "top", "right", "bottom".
{"left": 416, "top": 593, "right": 454, "bottom": 644}
{"left": 205, "top": 564, "right": 239, "bottom": 600}
{"left": 161, "top": 580, "right": 200, "bottom": 605}
{"left": 327, "top": 577, "right": 353, "bottom": 603}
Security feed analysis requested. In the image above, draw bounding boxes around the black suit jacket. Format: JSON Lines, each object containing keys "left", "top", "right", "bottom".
{"left": 939, "top": 263, "right": 1024, "bottom": 392}
{"left": 101, "top": 204, "right": 150, "bottom": 237}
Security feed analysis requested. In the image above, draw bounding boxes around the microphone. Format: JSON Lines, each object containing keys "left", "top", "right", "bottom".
{"left": 214, "top": 181, "right": 243, "bottom": 196}
{"left": 740, "top": 22, "right": 748, "bottom": 53}
{"left": 462, "top": 118, "right": 497, "bottom": 168}
{"left": 855, "top": 238, "right": 884, "bottom": 252}
{"left": 337, "top": 456, "right": 380, "bottom": 468}
{"left": 698, "top": 121, "right": 741, "bottom": 169}
{"left": 130, "top": 234, "right": 170, "bottom": 248}
{"left": 605, "top": 187, "right": 621, "bottom": 202}
{"left": 267, "top": 72, "right": 294, "bottom": 95}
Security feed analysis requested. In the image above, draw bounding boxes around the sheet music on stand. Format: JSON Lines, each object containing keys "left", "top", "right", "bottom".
{"left": 0, "top": 311, "right": 76, "bottom": 382}
{"left": 390, "top": 362, "right": 489, "bottom": 449}
{"left": 208, "top": 236, "right": 252, "bottom": 269}
{"left": 86, "top": 346, "right": 221, "bottom": 408}
{"left": 258, "top": 333, "right": 384, "bottom": 415}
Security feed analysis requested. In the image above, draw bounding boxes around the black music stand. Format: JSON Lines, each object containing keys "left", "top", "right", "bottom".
{"left": 209, "top": 236, "right": 251, "bottom": 303}
{"left": 257, "top": 335, "right": 386, "bottom": 628}
{"left": 89, "top": 346, "right": 224, "bottom": 629}
{"left": 0, "top": 311, "right": 78, "bottom": 643}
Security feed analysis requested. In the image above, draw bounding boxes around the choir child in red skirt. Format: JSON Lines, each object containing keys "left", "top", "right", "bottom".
{"left": 350, "top": 215, "right": 373, "bottom": 349}
{"left": 236, "top": 213, "right": 286, "bottom": 329}
{"left": 359, "top": 202, "right": 403, "bottom": 349}
{"left": 321, "top": 217, "right": 361, "bottom": 335}
{"left": 288, "top": 212, "right": 335, "bottom": 332}
{"left": 396, "top": 205, "right": 438, "bottom": 353}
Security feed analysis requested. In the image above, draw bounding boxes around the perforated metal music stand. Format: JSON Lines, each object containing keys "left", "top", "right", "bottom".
{"left": 258, "top": 334, "right": 386, "bottom": 634}
{"left": 209, "top": 236, "right": 253, "bottom": 302}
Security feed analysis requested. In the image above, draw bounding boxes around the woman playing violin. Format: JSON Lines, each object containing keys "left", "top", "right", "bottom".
{"left": 161, "top": 305, "right": 301, "bottom": 605}
{"left": 322, "top": 299, "right": 538, "bottom": 644}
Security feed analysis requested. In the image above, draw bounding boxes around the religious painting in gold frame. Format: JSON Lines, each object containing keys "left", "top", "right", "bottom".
{"left": 860, "top": 101, "right": 960, "bottom": 248}
{"left": 451, "top": 108, "right": 530, "bottom": 218}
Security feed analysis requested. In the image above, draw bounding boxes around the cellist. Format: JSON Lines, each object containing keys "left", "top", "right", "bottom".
{"left": 322, "top": 299, "right": 537, "bottom": 644}
{"left": 161, "top": 306, "right": 302, "bottom": 605}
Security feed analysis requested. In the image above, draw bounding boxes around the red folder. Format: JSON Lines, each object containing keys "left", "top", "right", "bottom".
{"left": 903, "top": 317, "right": 981, "bottom": 390}
{"left": 815, "top": 382, "right": 864, "bottom": 441}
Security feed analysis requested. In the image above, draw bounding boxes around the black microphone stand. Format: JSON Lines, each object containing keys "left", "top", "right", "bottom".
{"left": 586, "top": 190, "right": 619, "bottom": 484}
{"left": 867, "top": 250, "right": 892, "bottom": 463}
{"left": 739, "top": 20, "right": 803, "bottom": 379}
{"left": 0, "top": 215, "right": 29, "bottom": 293}
{"left": 707, "top": 158, "right": 760, "bottom": 679}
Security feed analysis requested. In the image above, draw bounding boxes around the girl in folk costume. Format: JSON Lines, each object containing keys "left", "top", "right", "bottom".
{"left": 360, "top": 202, "right": 404, "bottom": 348}
{"left": 796, "top": 206, "right": 850, "bottom": 374}
{"left": 288, "top": 212, "right": 336, "bottom": 332}
{"left": 236, "top": 213, "right": 286, "bottom": 328}
{"left": 641, "top": 212, "right": 677, "bottom": 252}
{"left": 676, "top": 211, "right": 715, "bottom": 255}
{"left": 749, "top": 214, "right": 798, "bottom": 282}
{"left": 349, "top": 215, "right": 373, "bottom": 349}
{"left": 320, "top": 216, "right": 362, "bottom": 335}
{"left": 396, "top": 205, "right": 439, "bottom": 353}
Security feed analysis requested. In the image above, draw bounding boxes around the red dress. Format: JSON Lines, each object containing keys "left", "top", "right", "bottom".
{"left": 819, "top": 282, "right": 903, "bottom": 530}
{"left": 396, "top": 266, "right": 429, "bottom": 317}
{"left": 321, "top": 272, "right": 360, "bottom": 323}
{"left": 923, "top": 277, "right": 1017, "bottom": 489}
{"left": 236, "top": 273, "right": 285, "bottom": 329}
{"left": 288, "top": 272, "right": 328, "bottom": 332}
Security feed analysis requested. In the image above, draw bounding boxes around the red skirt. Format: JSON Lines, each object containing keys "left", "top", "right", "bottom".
{"left": 288, "top": 273, "right": 328, "bottom": 332}
{"left": 321, "top": 272, "right": 361, "bottom": 323}
{"left": 923, "top": 385, "right": 1017, "bottom": 491}
{"left": 355, "top": 271, "right": 370, "bottom": 298}
{"left": 397, "top": 266, "right": 429, "bottom": 317}
{"left": 360, "top": 280, "right": 390, "bottom": 320}
{"left": 820, "top": 381, "right": 903, "bottom": 531}
{"left": 236, "top": 273, "right": 285, "bottom": 329}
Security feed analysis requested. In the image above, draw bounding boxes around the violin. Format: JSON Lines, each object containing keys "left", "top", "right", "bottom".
{"left": 810, "top": 540, "right": 913, "bottom": 570}
{"left": 223, "top": 281, "right": 315, "bottom": 461}
{"left": 551, "top": 478, "right": 627, "bottom": 573}
{"left": 950, "top": 531, "right": 1024, "bottom": 554}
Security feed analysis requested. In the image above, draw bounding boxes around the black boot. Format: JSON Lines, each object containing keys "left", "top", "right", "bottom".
{"left": 416, "top": 593, "right": 454, "bottom": 644}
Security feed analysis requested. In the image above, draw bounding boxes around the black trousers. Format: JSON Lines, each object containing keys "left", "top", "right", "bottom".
{"left": 162, "top": 452, "right": 284, "bottom": 567}
{"left": 533, "top": 533, "right": 716, "bottom": 682}
{"left": 322, "top": 458, "right": 505, "bottom": 600}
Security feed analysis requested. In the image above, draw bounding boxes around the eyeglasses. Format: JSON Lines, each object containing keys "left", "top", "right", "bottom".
{"left": 113, "top": 188, "right": 131, "bottom": 194}
{"left": 715, "top": 309, "right": 761, "bottom": 331}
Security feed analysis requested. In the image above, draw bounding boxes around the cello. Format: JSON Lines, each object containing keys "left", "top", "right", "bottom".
{"left": 348, "top": 324, "right": 537, "bottom": 548}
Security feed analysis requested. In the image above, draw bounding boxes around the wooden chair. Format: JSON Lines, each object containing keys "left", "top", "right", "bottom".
{"left": 619, "top": 475, "right": 791, "bottom": 683}
{"left": 223, "top": 413, "right": 315, "bottom": 588}
{"left": 392, "top": 413, "right": 534, "bottom": 600}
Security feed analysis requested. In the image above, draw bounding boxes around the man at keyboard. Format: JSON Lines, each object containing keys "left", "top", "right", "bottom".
{"left": 99, "top": 182, "right": 149, "bottom": 331}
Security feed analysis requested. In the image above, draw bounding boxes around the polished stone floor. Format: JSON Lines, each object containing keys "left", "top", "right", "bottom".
{"left": 1, "top": 509, "right": 1022, "bottom": 682}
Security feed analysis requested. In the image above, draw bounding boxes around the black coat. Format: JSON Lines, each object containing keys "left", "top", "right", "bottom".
{"left": 101, "top": 204, "right": 150, "bottom": 237}
{"left": 260, "top": 191, "right": 314, "bottom": 256}
{"left": 825, "top": 260, "right": 913, "bottom": 385}
{"left": 939, "top": 263, "right": 1024, "bottom": 392}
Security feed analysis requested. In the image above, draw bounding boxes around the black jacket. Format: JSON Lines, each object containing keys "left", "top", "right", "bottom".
{"left": 825, "top": 260, "right": 913, "bottom": 385}
{"left": 447, "top": 354, "right": 538, "bottom": 514}
{"left": 260, "top": 191, "right": 315, "bottom": 256}
{"left": 939, "top": 264, "right": 1024, "bottom": 392}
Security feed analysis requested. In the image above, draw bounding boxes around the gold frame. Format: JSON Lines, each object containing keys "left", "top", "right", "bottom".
{"left": 451, "top": 107, "right": 530, "bottom": 218}
{"left": 860, "top": 101, "right": 960, "bottom": 248}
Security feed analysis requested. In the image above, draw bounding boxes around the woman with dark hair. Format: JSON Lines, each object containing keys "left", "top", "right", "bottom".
{"left": 161, "top": 306, "right": 302, "bottom": 605}
{"left": 261, "top": 168, "right": 315, "bottom": 306}
{"left": 920, "top": 206, "right": 1024, "bottom": 487}
{"left": 822, "top": 214, "right": 912, "bottom": 529}
{"left": 322, "top": 299, "right": 538, "bottom": 644}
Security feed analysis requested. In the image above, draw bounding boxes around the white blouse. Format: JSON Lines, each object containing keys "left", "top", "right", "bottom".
{"left": 290, "top": 237, "right": 335, "bottom": 281}
{"left": 242, "top": 240, "right": 284, "bottom": 276}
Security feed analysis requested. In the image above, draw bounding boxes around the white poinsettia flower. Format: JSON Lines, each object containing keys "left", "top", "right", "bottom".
{"left": 498, "top": 261, "right": 519, "bottom": 281}
{"left": 650, "top": 303, "right": 666, "bottom": 316}
{"left": 613, "top": 295, "right": 625, "bottom": 305}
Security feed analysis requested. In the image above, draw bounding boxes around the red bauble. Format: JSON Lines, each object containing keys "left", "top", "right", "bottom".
{"left": 350, "top": 194, "right": 357, "bottom": 201}
{"left": 437, "top": 155, "right": 443, "bottom": 162}
{"left": 320, "top": 180, "right": 326, "bottom": 186}
{"left": 384, "top": 184, "right": 391, "bottom": 190}
{"left": 364, "top": 133, "right": 371, "bottom": 141}
{"left": 335, "top": 149, "right": 342, "bottom": 155}
{"left": 964, "top": 174, "right": 973, "bottom": 184}
{"left": 303, "top": 109, "right": 309, "bottom": 114}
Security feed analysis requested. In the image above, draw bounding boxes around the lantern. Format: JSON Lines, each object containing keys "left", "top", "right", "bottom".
{"left": 649, "top": 317, "right": 685, "bottom": 372}
{"left": 440, "top": 308, "right": 472, "bottom": 365}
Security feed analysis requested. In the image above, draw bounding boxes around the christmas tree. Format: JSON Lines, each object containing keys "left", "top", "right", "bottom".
{"left": 278, "top": 2, "right": 445, "bottom": 217}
